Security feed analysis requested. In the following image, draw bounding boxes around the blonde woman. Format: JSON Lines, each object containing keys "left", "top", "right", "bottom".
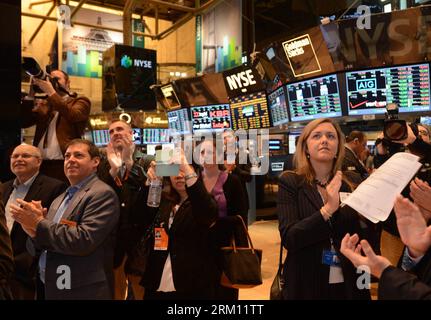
{"left": 277, "top": 118, "right": 372, "bottom": 300}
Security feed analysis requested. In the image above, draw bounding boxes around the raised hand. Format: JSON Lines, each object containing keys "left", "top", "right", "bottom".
{"left": 322, "top": 171, "right": 342, "bottom": 217}
{"left": 394, "top": 195, "right": 431, "bottom": 258}
{"left": 340, "top": 233, "right": 391, "bottom": 279}
{"left": 106, "top": 142, "right": 122, "bottom": 177}
{"left": 9, "top": 199, "right": 45, "bottom": 237}
{"left": 120, "top": 136, "right": 135, "bottom": 169}
{"left": 32, "top": 78, "right": 56, "bottom": 96}
{"left": 410, "top": 177, "right": 431, "bottom": 214}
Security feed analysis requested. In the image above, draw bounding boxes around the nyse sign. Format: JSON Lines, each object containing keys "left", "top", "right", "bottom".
{"left": 225, "top": 69, "right": 257, "bottom": 91}
{"left": 223, "top": 66, "right": 264, "bottom": 97}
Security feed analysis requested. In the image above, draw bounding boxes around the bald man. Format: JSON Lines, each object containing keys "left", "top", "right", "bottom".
{"left": 0, "top": 144, "right": 66, "bottom": 299}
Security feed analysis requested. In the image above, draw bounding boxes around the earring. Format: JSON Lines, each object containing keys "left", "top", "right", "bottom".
{"left": 306, "top": 154, "right": 310, "bottom": 159}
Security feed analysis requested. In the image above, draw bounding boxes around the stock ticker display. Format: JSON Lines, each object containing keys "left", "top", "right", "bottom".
{"left": 268, "top": 86, "right": 290, "bottom": 126}
{"left": 229, "top": 91, "right": 271, "bottom": 130}
{"left": 286, "top": 74, "right": 342, "bottom": 122}
{"left": 191, "top": 104, "right": 232, "bottom": 132}
{"left": 142, "top": 128, "right": 170, "bottom": 144}
{"left": 346, "top": 63, "right": 431, "bottom": 115}
{"left": 167, "top": 108, "right": 192, "bottom": 135}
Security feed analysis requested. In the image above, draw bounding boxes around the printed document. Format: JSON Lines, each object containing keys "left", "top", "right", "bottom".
{"left": 341, "top": 152, "right": 422, "bottom": 223}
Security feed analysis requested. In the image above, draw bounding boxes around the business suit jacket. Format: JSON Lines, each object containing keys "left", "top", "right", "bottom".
{"left": 0, "top": 173, "right": 66, "bottom": 295}
{"left": 31, "top": 175, "right": 119, "bottom": 300}
{"left": 98, "top": 157, "right": 153, "bottom": 270}
{"left": 378, "top": 248, "right": 431, "bottom": 300}
{"left": 141, "top": 178, "right": 218, "bottom": 296}
{"left": 342, "top": 147, "right": 368, "bottom": 184}
{"left": 21, "top": 93, "right": 91, "bottom": 154}
{"left": 277, "top": 171, "right": 371, "bottom": 300}
{"left": 0, "top": 198, "right": 13, "bottom": 299}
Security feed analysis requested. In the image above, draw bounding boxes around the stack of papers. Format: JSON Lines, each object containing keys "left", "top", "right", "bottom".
{"left": 341, "top": 152, "right": 422, "bottom": 223}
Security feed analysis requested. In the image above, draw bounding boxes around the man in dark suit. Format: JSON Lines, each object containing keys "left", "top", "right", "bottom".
{"left": 342, "top": 131, "right": 369, "bottom": 184}
{"left": 98, "top": 119, "right": 151, "bottom": 300}
{"left": 10, "top": 139, "right": 119, "bottom": 299}
{"left": 0, "top": 144, "right": 66, "bottom": 299}
{"left": 21, "top": 70, "right": 91, "bottom": 182}
{"left": 0, "top": 198, "right": 13, "bottom": 300}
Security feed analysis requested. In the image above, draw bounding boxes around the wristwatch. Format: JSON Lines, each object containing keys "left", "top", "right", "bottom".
{"left": 184, "top": 172, "right": 198, "bottom": 181}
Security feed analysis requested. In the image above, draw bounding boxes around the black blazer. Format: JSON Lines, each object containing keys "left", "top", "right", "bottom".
{"left": 342, "top": 147, "right": 368, "bottom": 184}
{"left": 277, "top": 171, "right": 371, "bottom": 300}
{"left": 378, "top": 248, "right": 431, "bottom": 300}
{"left": 0, "top": 174, "right": 66, "bottom": 288}
{"left": 141, "top": 179, "right": 218, "bottom": 296}
{"left": 98, "top": 158, "right": 153, "bottom": 269}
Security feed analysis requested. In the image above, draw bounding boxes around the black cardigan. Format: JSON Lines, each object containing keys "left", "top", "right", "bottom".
{"left": 277, "top": 171, "right": 371, "bottom": 300}
{"left": 140, "top": 178, "right": 219, "bottom": 295}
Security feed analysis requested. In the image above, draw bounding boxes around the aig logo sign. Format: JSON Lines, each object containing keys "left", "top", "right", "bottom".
{"left": 357, "top": 79, "right": 376, "bottom": 90}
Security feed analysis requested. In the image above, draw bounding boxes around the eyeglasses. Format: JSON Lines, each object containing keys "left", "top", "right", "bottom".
{"left": 10, "top": 153, "right": 40, "bottom": 159}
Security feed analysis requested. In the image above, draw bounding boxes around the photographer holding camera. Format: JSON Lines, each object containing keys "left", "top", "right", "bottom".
{"left": 21, "top": 69, "right": 91, "bottom": 182}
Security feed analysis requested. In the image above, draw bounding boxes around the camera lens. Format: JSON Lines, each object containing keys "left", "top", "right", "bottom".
{"left": 384, "top": 120, "right": 407, "bottom": 141}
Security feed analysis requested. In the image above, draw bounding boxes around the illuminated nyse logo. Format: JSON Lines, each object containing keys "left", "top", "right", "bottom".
{"left": 120, "top": 54, "right": 153, "bottom": 69}
{"left": 356, "top": 79, "right": 376, "bottom": 90}
{"left": 225, "top": 70, "right": 257, "bottom": 92}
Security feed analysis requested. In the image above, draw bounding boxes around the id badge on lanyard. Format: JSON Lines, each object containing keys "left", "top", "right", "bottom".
{"left": 154, "top": 226, "right": 169, "bottom": 251}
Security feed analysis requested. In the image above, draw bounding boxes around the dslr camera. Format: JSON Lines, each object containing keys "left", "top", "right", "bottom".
{"left": 383, "top": 103, "right": 418, "bottom": 141}
{"left": 22, "top": 57, "right": 68, "bottom": 99}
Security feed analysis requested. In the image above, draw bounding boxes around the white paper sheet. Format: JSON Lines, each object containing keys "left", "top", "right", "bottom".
{"left": 341, "top": 152, "right": 422, "bottom": 223}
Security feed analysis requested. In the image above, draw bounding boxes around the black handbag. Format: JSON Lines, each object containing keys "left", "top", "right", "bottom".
{"left": 219, "top": 215, "right": 263, "bottom": 289}
{"left": 270, "top": 241, "right": 285, "bottom": 300}
{"left": 124, "top": 208, "right": 162, "bottom": 276}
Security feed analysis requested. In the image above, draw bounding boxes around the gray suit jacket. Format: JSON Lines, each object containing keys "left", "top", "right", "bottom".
{"left": 31, "top": 175, "right": 119, "bottom": 300}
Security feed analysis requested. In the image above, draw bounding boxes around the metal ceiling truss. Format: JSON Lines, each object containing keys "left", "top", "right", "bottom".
{"left": 25, "top": 0, "right": 224, "bottom": 42}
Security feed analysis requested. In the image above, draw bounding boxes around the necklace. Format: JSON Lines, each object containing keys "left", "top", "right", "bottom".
{"left": 315, "top": 174, "right": 333, "bottom": 188}
{"left": 315, "top": 179, "right": 329, "bottom": 188}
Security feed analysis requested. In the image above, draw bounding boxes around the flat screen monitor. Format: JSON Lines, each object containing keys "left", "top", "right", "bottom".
{"left": 191, "top": 104, "right": 232, "bottom": 133}
{"left": 346, "top": 63, "right": 431, "bottom": 116}
{"left": 167, "top": 108, "right": 192, "bottom": 135}
{"left": 229, "top": 91, "right": 271, "bottom": 130}
{"left": 268, "top": 86, "right": 289, "bottom": 126}
{"left": 142, "top": 128, "right": 170, "bottom": 144}
{"left": 420, "top": 116, "right": 431, "bottom": 126}
{"left": 286, "top": 73, "right": 342, "bottom": 122}
{"left": 92, "top": 128, "right": 142, "bottom": 146}
{"left": 268, "top": 155, "right": 292, "bottom": 177}
{"left": 269, "top": 139, "right": 282, "bottom": 151}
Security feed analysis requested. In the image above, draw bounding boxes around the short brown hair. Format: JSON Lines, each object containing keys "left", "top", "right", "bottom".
{"left": 65, "top": 139, "right": 100, "bottom": 158}
{"left": 346, "top": 131, "right": 366, "bottom": 143}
